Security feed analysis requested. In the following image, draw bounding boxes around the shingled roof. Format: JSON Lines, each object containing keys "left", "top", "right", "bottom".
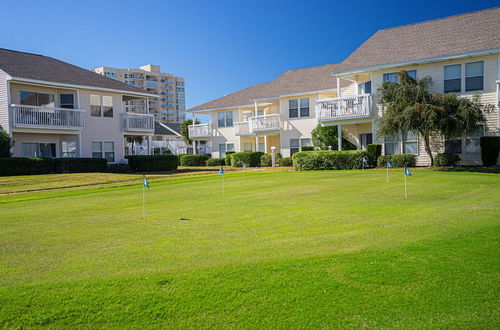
{"left": 189, "top": 63, "right": 342, "bottom": 111}
{"left": 154, "top": 121, "right": 181, "bottom": 136}
{"left": 0, "top": 48, "right": 152, "bottom": 95}
{"left": 333, "top": 7, "right": 500, "bottom": 74}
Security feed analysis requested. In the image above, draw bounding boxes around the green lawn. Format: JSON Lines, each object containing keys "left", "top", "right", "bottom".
{"left": 0, "top": 169, "right": 499, "bottom": 328}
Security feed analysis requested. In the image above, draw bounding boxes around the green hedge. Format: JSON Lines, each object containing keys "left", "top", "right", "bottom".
{"left": 367, "top": 144, "right": 382, "bottom": 167}
{"left": 480, "top": 137, "right": 500, "bottom": 166}
{"left": 377, "top": 154, "right": 417, "bottom": 168}
{"left": 225, "top": 151, "right": 235, "bottom": 166}
{"left": 106, "top": 163, "right": 131, "bottom": 173}
{"left": 260, "top": 152, "right": 282, "bottom": 167}
{"left": 179, "top": 154, "right": 210, "bottom": 166}
{"left": 230, "top": 152, "right": 264, "bottom": 167}
{"left": 301, "top": 146, "right": 315, "bottom": 151}
{"left": 176, "top": 154, "right": 188, "bottom": 165}
{"left": 126, "top": 155, "right": 178, "bottom": 172}
{"left": 0, "top": 157, "right": 108, "bottom": 176}
{"left": 292, "top": 150, "right": 366, "bottom": 171}
{"left": 434, "top": 153, "right": 461, "bottom": 167}
{"left": 207, "top": 158, "right": 226, "bottom": 166}
{"left": 279, "top": 157, "right": 293, "bottom": 167}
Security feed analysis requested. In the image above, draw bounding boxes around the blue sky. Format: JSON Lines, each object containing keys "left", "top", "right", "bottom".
{"left": 0, "top": 0, "right": 498, "bottom": 115}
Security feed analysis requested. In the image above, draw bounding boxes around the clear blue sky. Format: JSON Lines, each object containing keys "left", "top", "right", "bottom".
{"left": 0, "top": 0, "right": 498, "bottom": 113}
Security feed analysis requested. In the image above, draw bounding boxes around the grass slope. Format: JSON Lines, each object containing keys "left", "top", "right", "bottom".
{"left": 0, "top": 169, "right": 499, "bottom": 328}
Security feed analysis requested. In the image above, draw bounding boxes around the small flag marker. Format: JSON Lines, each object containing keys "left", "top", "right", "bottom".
{"left": 386, "top": 161, "right": 393, "bottom": 183}
{"left": 403, "top": 167, "right": 412, "bottom": 199}
{"left": 242, "top": 162, "right": 247, "bottom": 183}
{"left": 142, "top": 175, "right": 150, "bottom": 221}
{"left": 218, "top": 167, "right": 225, "bottom": 196}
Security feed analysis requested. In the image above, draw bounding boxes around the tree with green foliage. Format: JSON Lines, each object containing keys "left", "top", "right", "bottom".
{"left": 311, "top": 125, "right": 356, "bottom": 150}
{"left": 181, "top": 119, "right": 200, "bottom": 145}
{"left": 0, "top": 129, "right": 12, "bottom": 157}
{"left": 378, "top": 70, "right": 492, "bottom": 166}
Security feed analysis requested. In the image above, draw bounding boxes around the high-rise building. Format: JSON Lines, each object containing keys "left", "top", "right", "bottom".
{"left": 93, "top": 64, "right": 186, "bottom": 123}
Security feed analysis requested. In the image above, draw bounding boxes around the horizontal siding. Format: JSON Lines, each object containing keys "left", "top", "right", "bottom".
{"left": 0, "top": 71, "right": 9, "bottom": 133}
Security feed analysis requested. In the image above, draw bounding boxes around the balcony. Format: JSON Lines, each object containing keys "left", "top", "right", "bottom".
{"left": 122, "top": 113, "right": 155, "bottom": 132}
{"left": 249, "top": 114, "right": 280, "bottom": 133}
{"left": 188, "top": 123, "right": 211, "bottom": 139}
{"left": 316, "top": 94, "right": 372, "bottom": 122}
{"left": 234, "top": 121, "right": 252, "bottom": 136}
{"left": 10, "top": 104, "right": 84, "bottom": 130}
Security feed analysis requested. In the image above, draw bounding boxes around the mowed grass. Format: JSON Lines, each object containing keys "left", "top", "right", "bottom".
{"left": 0, "top": 169, "right": 499, "bottom": 328}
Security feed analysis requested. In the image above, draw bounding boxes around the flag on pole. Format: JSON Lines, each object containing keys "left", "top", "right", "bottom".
{"left": 218, "top": 167, "right": 224, "bottom": 176}
{"left": 387, "top": 161, "right": 393, "bottom": 168}
{"left": 242, "top": 162, "right": 247, "bottom": 169}
{"left": 404, "top": 167, "right": 412, "bottom": 176}
{"left": 218, "top": 167, "right": 225, "bottom": 196}
{"left": 143, "top": 175, "right": 150, "bottom": 188}
{"left": 403, "top": 167, "right": 411, "bottom": 199}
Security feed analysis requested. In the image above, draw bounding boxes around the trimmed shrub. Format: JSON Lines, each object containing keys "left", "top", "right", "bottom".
{"left": 301, "top": 146, "right": 315, "bottom": 152}
{"left": 279, "top": 157, "right": 293, "bottom": 167}
{"left": 366, "top": 144, "right": 382, "bottom": 167}
{"left": 0, "top": 157, "right": 55, "bottom": 176}
{"left": 231, "top": 152, "right": 264, "bottom": 167}
{"left": 55, "top": 158, "right": 107, "bottom": 173}
{"left": 377, "top": 154, "right": 417, "bottom": 168}
{"left": 206, "top": 157, "right": 226, "bottom": 166}
{"left": 176, "top": 154, "right": 188, "bottom": 165}
{"left": 162, "top": 149, "right": 172, "bottom": 155}
{"left": 225, "top": 151, "right": 235, "bottom": 166}
{"left": 126, "top": 155, "right": 178, "bottom": 172}
{"left": 292, "top": 150, "right": 366, "bottom": 171}
{"left": 434, "top": 153, "right": 461, "bottom": 167}
{"left": 260, "top": 152, "right": 282, "bottom": 167}
{"left": 179, "top": 154, "right": 210, "bottom": 166}
{"left": 480, "top": 136, "right": 500, "bottom": 166}
{"left": 106, "top": 163, "right": 131, "bottom": 173}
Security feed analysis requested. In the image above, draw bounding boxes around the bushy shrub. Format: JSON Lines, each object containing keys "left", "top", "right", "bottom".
{"left": 55, "top": 158, "right": 107, "bottom": 173}
{"left": 279, "top": 157, "right": 293, "bottom": 167}
{"left": 225, "top": 151, "right": 235, "bottom": 166}
{"left": 377, "top": 154, "right": 417, "bottom": 168}
{"left": 176, "top": 154, "right": 188, "bottom": 165}
{"left": 106, "top": 163, "right": 131, "bottom": 173}
{"left": 126, "top": 155, "right": 178, "bottom": 172}
{"left": 231, "top": 152, "right": 264, "bottom": 167}
{"left": 179, "top": 154, "right": 210, "bottom": 166}
{"left": 301, "top": 146, "right": 315, "bottom": 151}
{"left": 480, "top": 136, "right": 500, "bottom": 166}
{"left": 292, "top": 150, "right": 366, "bottom": 171}
{"left": 260, "top": 152, "right": 282, "bottom": 167}
{"left": 366, "top": 144, "right": 382, "bottom": 167}
{"left": 434, "top": 153, "right": 461, "bottom": 167}
{"left": 206, "top": 157, "right": 226, "bottom": 166}
{"left": 162, "top": 149, "right": 172, "bottom": 155}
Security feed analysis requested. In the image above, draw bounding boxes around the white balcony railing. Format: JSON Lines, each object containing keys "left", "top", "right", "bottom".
{"left": 234, "top": 121, "right": 252, "bottom": 135}
{"left": 122, "top": 112, "right": 155, "bottom": 132}
{"left": 316, "top": 94, "right": 372, "bottom": 121}
{"left": 10, "top": 104, "right": 84, "bottom": 130}
{"left": 188, "top": 123, "right": 211, "bottom": 138}
{"left": 249, "top": 114, "right": 280, "bottom": 132}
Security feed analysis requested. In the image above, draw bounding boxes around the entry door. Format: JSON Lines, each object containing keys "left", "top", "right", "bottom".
{"left": 360, "top": 133, "right": 373, "bottom": 149}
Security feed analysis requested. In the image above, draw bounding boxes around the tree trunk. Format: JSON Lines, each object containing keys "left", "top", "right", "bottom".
{"left": 423, "top": 133, "right": 433, "bottom": 166}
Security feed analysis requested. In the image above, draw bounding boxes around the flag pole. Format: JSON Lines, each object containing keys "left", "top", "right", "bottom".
{"left": 142, "top": 183, "right": 145, "bottom": 221}
{"left": 221, "top": 174, "right": 225, "bottom": 196}
{"left": 404, "top": 169, "right": 407, "bottom": 199}
{"left": 386, "top": 165, "right": 389, "bottom": 183}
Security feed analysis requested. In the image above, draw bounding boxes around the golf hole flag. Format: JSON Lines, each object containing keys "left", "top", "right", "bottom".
{"left": 404, "top": 167, "right": 412, "bottom": 176}
{"left": 218, "top": 167, "right": 224, "bottom": 176}
{"left": 218, "top": 167, "right": 225, "bottom": 195}
{"left": 403, "top": 167, "right": 411, "bottom": 199}
{"left": 143, "top": 175, "right": 150, "bottom": 188}
{"left": 242, "top": 162, "right": 247, "bottom": 169}
{"left": 387, "top": 161, "right": 393, "bottom": 168}
{"left": 386, "top": 161, "right": 393, "bottom": 183}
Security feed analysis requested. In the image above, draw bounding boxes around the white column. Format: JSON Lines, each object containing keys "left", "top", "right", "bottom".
{"left": 254, "top": 102, "right": 258, "bottom": 116}
{"left": 264, "top": 135, "right": 268, "bottom": 153}
{"left": 147, "top": 136, "right": 151, "bottom": 155}
{"left": 336, "top": 77, "right": 341, "bottom": 97}
{"left": 338, "top": 124, "right": 342, "bottom": 151}
{"left": 255, "top": 136, "right": 259, "bottom": 152}
{"left": 192, "top": 140, "right": 196, "bottom": 154}
{"left": 78, "top": 132, "right": 82, "bottom": 157}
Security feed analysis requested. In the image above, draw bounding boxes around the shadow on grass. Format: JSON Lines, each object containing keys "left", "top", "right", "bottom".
{"left": 434, "top": 166, "right": 500, "bottom": 174}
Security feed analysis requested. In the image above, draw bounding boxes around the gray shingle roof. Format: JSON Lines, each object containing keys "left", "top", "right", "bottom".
{"left": 154, "top": 121, "right": 181, "bottom": 136}
{"left": 189, "top": 63, "right": 343, "bottom": 111}
{"left": 0, "top": 48, "right": 151, "bottom": 95}
{"left": 333, "top": 7, "right": 500, "bottom": 74}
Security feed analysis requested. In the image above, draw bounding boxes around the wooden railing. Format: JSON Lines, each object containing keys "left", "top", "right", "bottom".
{"left": 249, "top": 114, "right": 280, "bottom": 132}
{"left": 316, "top": 94, "right": 372, "bottom": 121}
{"left": 122, "top": 112, "right": 155, "bottom": 132}
{"left": 188, "top": 123, "right": 211, "bottom": 138}
{"left": 10, "top": 104, "right": 84, "bottom": 129}
{"left": 234, "top": 121, "right": 252, "bottom": 135}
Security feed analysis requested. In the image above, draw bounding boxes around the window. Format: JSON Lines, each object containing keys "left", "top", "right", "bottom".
{"left": 407, "top": 70, "right": 417, "bottom": 80}
{"left": 384, "top": 134, "right": 399, "bottom": 155}
{"left": 290, "top": 139, "right": 300, "bottom": 155}
{"left": 301, "top": 138, "right": 311, "bottom": 149}
{"left": 217, "top": 111, "right": 233, "bottom": 127}
{"left": 289, "top": 99, "right": 298, "bottom": 118}
{"left": 383, "top": 72, "right": 398, "bottom": 83}
{"left": 444, "top": 64, "right": 461, "bottom": 93}
{"left": 103, "top": 142, "right": 115, "bottom": 162}
{"left": 300, "top": 98, "right": 309, "bottom": 117}
{"left": 465, "top": 61, "right": 484, "bottom": 92}
{"left": 258, "top": 142, "right": 265, "bottom": 152}
{"left": 60, "top": 94, "right": 74, "bottom": 109}
{"left": 465, "top": 127, "right": 484, "bottom": 154}
{"left": 445, "top": 136, "right": 462, "bottom": 154}
{"left": 61, "top": 141, "right": 77, "bottom": 157}
{"left": 243, "top": 143, "right": 253, "bottom": 152}
{"left": 90, "top": 95, "right": 113, "bottom": 117}
{"left": 22, "top": 143, "right": 56, "bottom": 157}
{"left": 402, "top": 131, "right": 418, "bottom": 155}
{"left": 219, "top": 143, "right": 226, "bottom": 157}
{"left": 92, "top": 142, "right": 102, "bottom": 158}
{"left": 104, "top": 72, "right": 116, "bottom": 78}
{"left": 358, "top": 81, "right": 372, "bottom": 94}
{"left": 20, "top": 91, "right": 55, "bottom": 107}
{"left": 227, "top": 143, "right": 235, "bottom": 152}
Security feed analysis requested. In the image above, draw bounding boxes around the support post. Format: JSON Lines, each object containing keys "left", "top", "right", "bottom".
{"left": 192, "top": 140, "right": 196, "bottom": 154}
{"left": 255, "top": 136, "right": 259, "bottom": 152}
{"left": 264, "top": 135, "right": 268, "bottom": 153}
{"left": 336, "top": 77, "right": 341, "bottom": 97}
{"left": 338, "top": 124, "right": 342, "bottom": 151}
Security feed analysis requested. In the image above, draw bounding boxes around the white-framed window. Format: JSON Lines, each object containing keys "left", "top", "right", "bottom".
{"left": 61, "top": 141, "right": 77, "bottom": 158}
{"left": 92, "top": 142, "right": 103, "bottom": 158}
{"left": 227, "top": 143, "right": 235, "bottom": 152}
{"left": 402, "top": 131, "right": 418, "bottom": 155}
{"left": 301, "top": 138, "right": 311, "bottom": 148}
{"left": 383, "top": 70, "right": 416, "bottom": 83}
{"left": 290, "top": 139, "right": 300, "bottom": 155}
{"left": 465, "top": 61, "right": 484, "bottom": 92}
{"left": 243, "top": 142, "right": 253, "bottom": 152}
{"left": 289, "top": 98, "right": 309, "bottom": 118}
{"left": 90, "top": 95, "right": 113, "bottom": 117}
{"left": 219, "top": 144, "right": 226, "bottom": 157}
{"left": 444, "top": 64, "right": 462, "bottom": 93}
{"left": 358, "top": 81, "right": 372, "bottom": 94}
{"left": 20, "top": 91, "right": 55, "bottom": 107}
{"left": 22, "top": 142, "right": 56, "bottom": 157}
{"left": 92, "top": 141, "right": 114, "bottom": 162}
{"left": 60, "top": 94, "right": 75, "bottom": 109}
{"left": 384, "top": 134, "right": 400, "bottom": 155}
{"left": 217, "top": 111, "right": 233, "bottom": 127}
